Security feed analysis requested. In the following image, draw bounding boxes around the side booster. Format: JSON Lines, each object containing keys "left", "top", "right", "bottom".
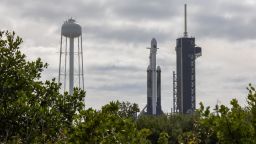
{"left": 147, "top": 38, "right": 162, "bottom": 115}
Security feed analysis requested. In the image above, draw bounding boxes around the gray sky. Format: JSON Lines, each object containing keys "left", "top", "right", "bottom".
{"left": 1, "top": 0, "right": 256, "bottom": 112}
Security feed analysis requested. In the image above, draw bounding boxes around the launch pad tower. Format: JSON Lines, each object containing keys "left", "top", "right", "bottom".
{"left": 173, "top": 4, "right": 202, "bottom": 114}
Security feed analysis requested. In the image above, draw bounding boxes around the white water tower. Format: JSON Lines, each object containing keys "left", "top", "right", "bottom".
{"left": 58, "top": 18, "right": 84, "bottom": 94}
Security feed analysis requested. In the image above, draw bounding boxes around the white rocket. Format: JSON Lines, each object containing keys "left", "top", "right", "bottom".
{"left": 148, "top": 38, "right": 157, "bottom": 115}
{"left": 143, "top": 38, "right": 163, "bottom": 116}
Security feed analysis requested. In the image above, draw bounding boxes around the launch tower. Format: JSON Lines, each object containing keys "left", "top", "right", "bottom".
{"left": 173, "top": 4, "right": 202, "bottom": 114}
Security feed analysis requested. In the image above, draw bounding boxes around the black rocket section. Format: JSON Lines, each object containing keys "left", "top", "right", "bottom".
{"left": 156, "top": 66, "right": 162, "bottom": 115}
{"left": 147, "top": 66, "right": 152, "bottom": 115}
{"left": 147, "top": 65, "right": 162, "bottom": 115}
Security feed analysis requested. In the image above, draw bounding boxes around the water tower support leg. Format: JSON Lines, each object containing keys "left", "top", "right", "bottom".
{"left": 69, "top": 38, "right": 74, "bottom": 95}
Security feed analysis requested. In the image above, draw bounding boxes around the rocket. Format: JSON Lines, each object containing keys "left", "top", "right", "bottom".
{"left": 147, "top": 38, "right": 162, "bottom": 115}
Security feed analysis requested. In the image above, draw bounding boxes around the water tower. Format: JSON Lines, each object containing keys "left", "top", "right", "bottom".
{"left": 58, "top": 18, "right": 84, "bottom": 95}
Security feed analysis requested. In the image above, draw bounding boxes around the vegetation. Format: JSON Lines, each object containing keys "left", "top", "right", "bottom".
{"left": 137, "top": 113, "right": 197, "bottom": 143}
{"left": 0, "top": 31, "right": 85, "bottom": 143}
{"left": 0, "top": 31, "right": 256, "bottom": 143}
{"left": 0, "top": 31, "right": 149, "bottom": 143}
{"left": 193, "top": 85, "right": 256, "bottom": 144}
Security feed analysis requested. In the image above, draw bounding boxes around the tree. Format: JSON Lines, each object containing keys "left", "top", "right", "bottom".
{"left": 117, "top": 101, "right": 140, "bottom": 118}
{"left": 157, "top": 132, "right": 169, "bottom": 144}
{"left": 69, "top": 101, "right": 151, "bottom": 143}
{"left": 194, "top": 85, "right": 256, "bottom": 144}
{"left": 136, "top": 114, "right": 197, "bottom": 143}
{"left": 0, "top": 31, "right": 85, "bottom": 143}
{"left": 247, "top": 84, "right": 256, "bottom": 137}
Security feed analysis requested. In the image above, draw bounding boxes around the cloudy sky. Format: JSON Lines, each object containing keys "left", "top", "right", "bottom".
{"left": 1, "top": 0, "right": 256, "bottom": 112}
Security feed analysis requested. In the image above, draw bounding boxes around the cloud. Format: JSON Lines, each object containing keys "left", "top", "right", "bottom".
{"left": 85, "top": 24, "right": 171, "bottom": 44}
{"left": 188, "top": 0, "right": 256, "bottom": 40}
{"left": 108, "top": 0, "right": 183, "bottom": 20}
{"left": 193, "top": 14, "right": 256, "bottom": 40}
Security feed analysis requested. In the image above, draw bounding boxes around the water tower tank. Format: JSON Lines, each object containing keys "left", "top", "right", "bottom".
{"left": 61, "top": 19, "right": 82, "bottom": 38}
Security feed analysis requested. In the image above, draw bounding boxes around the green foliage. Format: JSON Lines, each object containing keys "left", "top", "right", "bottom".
{"left": 137, "top": 128, "right": 152, "bottom": 144}
{"left": 192, "top": 103, "right": 218, "bottom": 143}
{"left": 0, "top": 31, "right": 85, "bottom": 143}
{"left": 137, "top": 85, "right": 256, "bottom": 144}
{"left": 69, "top": 101, "right": 150, "bottom": 143}
{"left": 178, "top": 131, "right": 199, "bottom": 144}
{"left": 215, "top": 99, "right": 254, "bottom": 143}
{"left": 117, "top": 101, "right": 140, "bottom": 118}
{"left": 247, "top": 84, "right": 256, "bottom": 135}
{"left": 137, "top": 114, "right": 197, "bottom": 143}
{"left": 157, "top": 132, "right": 169, "bottom": 144}
{"left": 194, "top": 85, "right": 256, "bottom": 144}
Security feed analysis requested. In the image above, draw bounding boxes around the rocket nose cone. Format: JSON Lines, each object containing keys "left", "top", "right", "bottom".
{"left": 151, "top": 38, "right": 157, "bottom": 48}
{"left": 157, "top": 66, "right": 161, "bottom": 71}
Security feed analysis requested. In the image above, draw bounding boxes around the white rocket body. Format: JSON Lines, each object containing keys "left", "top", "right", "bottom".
{"left": 149, "top": 38, "right": 157, "bottom": 115}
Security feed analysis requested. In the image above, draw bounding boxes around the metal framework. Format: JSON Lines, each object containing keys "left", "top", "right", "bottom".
{"left": 172, "top": 71, "right": 177, "bottom": 113}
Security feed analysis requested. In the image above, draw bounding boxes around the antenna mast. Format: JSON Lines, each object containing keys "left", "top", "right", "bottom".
{"left": 184, "top": 4, "right": 188, "bottom": 37}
